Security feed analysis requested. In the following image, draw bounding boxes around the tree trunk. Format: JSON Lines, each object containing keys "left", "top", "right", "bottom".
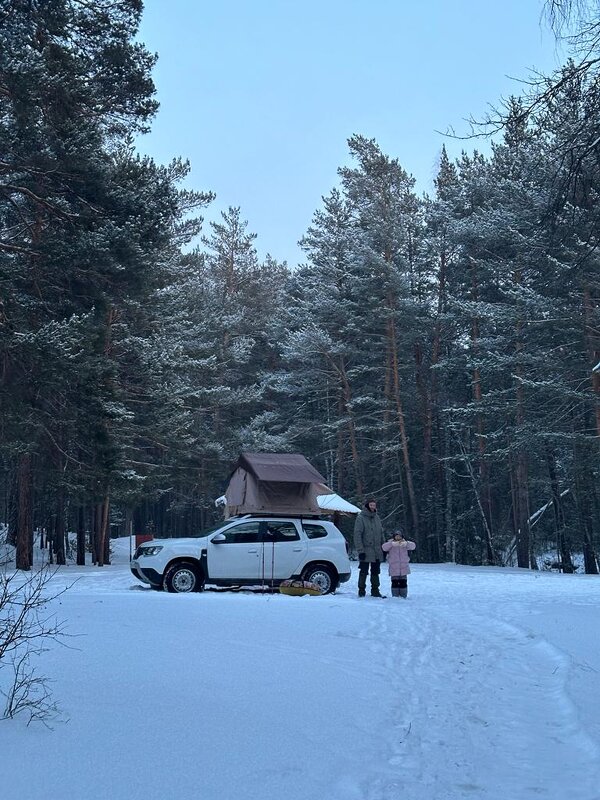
{"left": 7, "top": 467, "right": 17, "bottom": 547}
{"left": 443, "top": 425, "right": 455, "bottom": 562}
{"left": 583, "top": 287, "right": 600, "bottom": 437}
{"left": 469, "top": 259, "right": 494, "bottom": 560}
{"left": 513, "top": 450, "right": 531, "bottom": 569}
{"left": 103, "top": 510, "right": 111, "bottom": 565}
{"left": 510, "top": 262, "right": 531, "bottom": 569}
{"left": 97, "top": 494, "right": 110, "bottom": 567}
{"left": 414, "top": 340, "right": 433, "bottom": 486}
{"left": 387, "top": 310, "right": 420, "bottom": 547}
{"left": 92, "top": 503, "right": 101, "bottom": 564}
{"left": 54, "top": 486, "right": 66, "bottom": 565}
{"left": 47, "top": 513, "right": 55, "bottom": 564}
{"left": 574, "top": 443, "right": 599, "bottom": 575}
{"left": 77, "top": 505, "right": 86, "bottom": 566}
{"left": 457, "top": 432, "right": 496, "bottom": 565}
{"left": 545, "top": 447, "right": 574, "bottom": 573}
{"left": 336, "top": 393, "right": 345, "bottom": 495}
{"left": 323, "top": 350, "right": 363, "bottom": 498}
{"left": 15, "top": 453, "right": 33, "bottom": 571}
{"left": 580, "top": 491, "right": 599, "bottom": 575}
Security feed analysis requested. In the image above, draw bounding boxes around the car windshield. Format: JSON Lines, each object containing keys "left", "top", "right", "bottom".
{"left": 189, "top": 523, "right": 224, "bottom": 539}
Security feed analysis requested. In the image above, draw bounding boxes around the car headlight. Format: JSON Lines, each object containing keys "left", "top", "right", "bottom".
{"left": 140, "top": 545, "right": 163, "bottom": 556}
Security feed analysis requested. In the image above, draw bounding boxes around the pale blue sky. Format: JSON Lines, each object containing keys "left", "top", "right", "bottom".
{"left": 137, "top": 0, "right": 563, "bottom": 265}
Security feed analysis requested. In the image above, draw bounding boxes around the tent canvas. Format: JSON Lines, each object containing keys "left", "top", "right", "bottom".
{"left": 222, "top": 453, "right": 330, "bottom": 517}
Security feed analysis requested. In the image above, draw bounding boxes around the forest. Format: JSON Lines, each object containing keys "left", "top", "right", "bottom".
{"left": 1, "top": 0, "right": 599, "bottom": 572}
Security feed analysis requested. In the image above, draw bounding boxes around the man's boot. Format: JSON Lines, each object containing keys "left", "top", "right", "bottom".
{"left": 358, "top": 563, "right": 367, "bottom": 597}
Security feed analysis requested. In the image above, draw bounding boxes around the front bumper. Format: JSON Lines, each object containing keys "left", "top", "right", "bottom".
{"left": 338, "top": 571, "right": 351, "bottom": 584}
{"left": 130, "top": 561, "right": 162, "bottom": 588}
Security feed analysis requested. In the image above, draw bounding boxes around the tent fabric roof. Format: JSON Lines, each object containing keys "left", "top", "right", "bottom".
{"left": 237, "top": 452, "right": 326, "bottom": 484}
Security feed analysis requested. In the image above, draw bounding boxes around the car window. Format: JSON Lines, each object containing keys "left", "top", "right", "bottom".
{"left": 218, "top": 522, "right": 263, "bottom": 544}
{"left": 265, "top": 521, "right": 300, "bottom": 542}
{"left": 303, "top": 523, "right": 328, "bottom": 540}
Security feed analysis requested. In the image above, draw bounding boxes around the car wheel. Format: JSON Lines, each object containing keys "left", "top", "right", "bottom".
{"left": 302, "top": 564, "right": 336, "bottom": 594}
{"left": 163, "top": 562, "right": 203, "bottom": 593}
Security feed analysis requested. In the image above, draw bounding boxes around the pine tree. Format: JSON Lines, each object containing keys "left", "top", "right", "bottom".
{"left": 339, "top": 136, "right": 425, "bottom": 549}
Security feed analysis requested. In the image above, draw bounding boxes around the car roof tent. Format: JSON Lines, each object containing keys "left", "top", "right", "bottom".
{"left": 238, "top": 452, "right": 325, "bottom": 484}
{"left": 223, "top": 452, "right": 331, "bottom": 518}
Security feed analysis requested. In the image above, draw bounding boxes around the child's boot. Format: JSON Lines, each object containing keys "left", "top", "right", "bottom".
{"left": 399, "top": 577, "right": 408, "bottom": 598}
{"left": 391, "top": 578, "right": 401, "bottom": 597}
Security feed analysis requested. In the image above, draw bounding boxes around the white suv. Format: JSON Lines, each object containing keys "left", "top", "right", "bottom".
{"left": 130, "top": 516, "right": 351, "bottom": 595}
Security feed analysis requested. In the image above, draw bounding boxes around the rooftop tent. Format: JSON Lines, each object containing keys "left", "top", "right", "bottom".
{"left": 222, "top": 452, "right": 331, "bottom": 517}
{"left": 238, "top": 452, "right": 325, "bottom": 483}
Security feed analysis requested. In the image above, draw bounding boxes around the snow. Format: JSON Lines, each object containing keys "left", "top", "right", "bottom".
{"left": 1, "top": 538, "right": 599, "bottom": 800}
{"left": 316, "top": 492, "right": 361, "bottom": 513}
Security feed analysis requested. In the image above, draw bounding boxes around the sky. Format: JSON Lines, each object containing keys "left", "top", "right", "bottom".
{"left": 136, "top": 0, "right": 565, "bottom": 266}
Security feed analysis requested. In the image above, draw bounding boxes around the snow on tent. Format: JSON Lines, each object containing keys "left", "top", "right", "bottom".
{"left": 218, "top": 452, "right": 333, "bottom": 517}
{"left": 314, "top": 492, "right": 360, "bottom": 515}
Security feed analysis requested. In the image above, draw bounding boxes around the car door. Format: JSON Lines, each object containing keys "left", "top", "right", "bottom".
{"left": 207, "top": 521, "right": 264, "bottom": 580}
{"left": 262, "top": 520, "right": 308, "bottom": 579}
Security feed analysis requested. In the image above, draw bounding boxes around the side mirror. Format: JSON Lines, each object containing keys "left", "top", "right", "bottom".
{"left": 211, "top": 533, "right": 227, "bottom": 543}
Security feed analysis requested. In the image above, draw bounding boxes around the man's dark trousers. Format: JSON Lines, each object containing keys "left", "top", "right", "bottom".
{"left": 358, "top": 560, "right": 381, "bottom": 596}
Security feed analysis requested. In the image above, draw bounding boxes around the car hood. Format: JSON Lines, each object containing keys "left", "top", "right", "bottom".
{"left": 140, "top": 536, "right": 208, "bottom": 549}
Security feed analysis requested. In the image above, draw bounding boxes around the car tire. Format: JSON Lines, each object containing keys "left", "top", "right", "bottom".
{"left": 163, "top": 561, "right": 203, "bottom": 593}
{"left": 301, "top": 564, "right": 336, "bottom": 595}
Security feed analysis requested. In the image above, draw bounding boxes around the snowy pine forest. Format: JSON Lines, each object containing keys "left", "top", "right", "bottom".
{"left": 1, "top": 0, "right": 600, "bottom": 575}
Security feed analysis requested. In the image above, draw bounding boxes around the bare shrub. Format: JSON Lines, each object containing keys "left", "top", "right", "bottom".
{"left": 0, "top": 556, "right": 68, "bottom": 726}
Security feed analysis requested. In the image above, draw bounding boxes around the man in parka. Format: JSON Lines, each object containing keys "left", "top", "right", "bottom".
{"left": 353, "top": 498, "right": 386, "bottom": 597}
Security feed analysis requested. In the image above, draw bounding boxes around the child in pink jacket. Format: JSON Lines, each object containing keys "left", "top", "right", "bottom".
{"left": 382, "top": 530, "right": 416, "bottom": 598}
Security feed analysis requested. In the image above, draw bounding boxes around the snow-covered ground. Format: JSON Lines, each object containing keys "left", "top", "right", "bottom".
{"left": 1, "top": 538, "right": 599, "bottom": 800}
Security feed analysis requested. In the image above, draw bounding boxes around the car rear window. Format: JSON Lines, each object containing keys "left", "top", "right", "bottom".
{"left": 303, "top": 524, "right": 328, "bottom": 539}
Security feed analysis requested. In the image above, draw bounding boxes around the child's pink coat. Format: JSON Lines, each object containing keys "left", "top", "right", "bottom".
{"left": 382, "top": 540, "right": 416, "bottom": 577}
